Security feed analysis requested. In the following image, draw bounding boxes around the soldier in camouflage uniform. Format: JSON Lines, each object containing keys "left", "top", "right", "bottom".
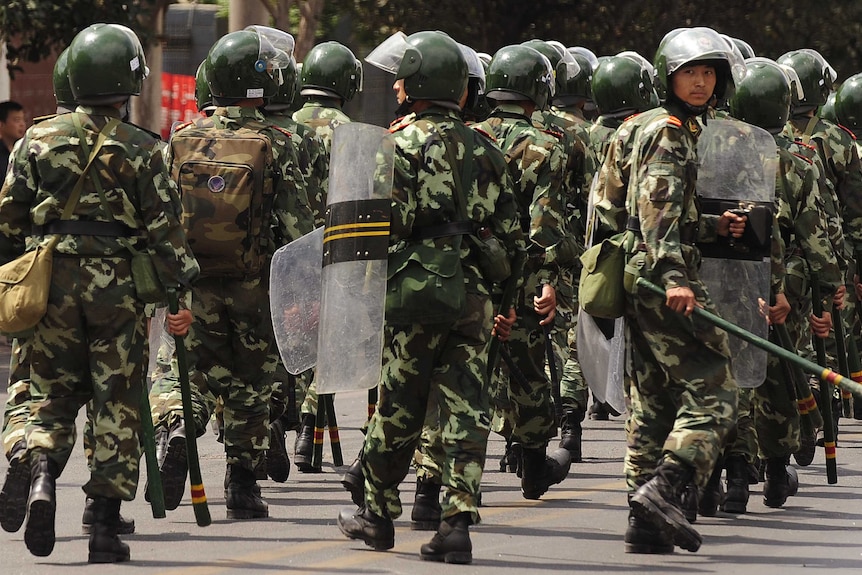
{"left": 522, "top": 39, "right": 593, "bottom": 461}
{"left": 779, "top": 49, "right": 861, "bottom": 446}
{"left": 592, "top": 27, "right": 745, "bottom": 554}
{"left": 168, "top": 27, "right": 315, "bottom": 520}
{"left": 474, "top": 44, "right": 572, "bottom": 499}
{"left": 727, "top": 57, "right": 841, "bottom": 510}
{"left": 337, "top": 31, "right": 524, "bottom": 564}
{"left": 0, "top": 24, "right": 199, "bottom": 562}
{"left": 263, "top": 53, "right": 329, "bottom": 483}
{"left": 0, "top": 45, "right": 140, "bottom": 539}
{"left": 291, "top": 41, "right": 362, "bottom": 472}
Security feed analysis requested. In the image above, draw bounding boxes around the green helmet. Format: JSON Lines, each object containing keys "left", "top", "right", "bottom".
{"left": 592, "top": 55, "right": 658, "bottom": 116}
{"left": 206, "top": 27, "right": 294, "bottom": 105}
{"left": 365, "top": 30, "right": 468, "bottom": 103}
{"left": 194, "top": 61, "right": 213, "bottom": 112}
{"left": 820, "top": 90, "right": 838, "bottom": 124}
{"left": 268, "top": 56, "right": 298, "bottom": 111}
{"left": 486, "top": 45, "right": 555, "bottom": 110}
{"left": 300, "top": 41, "right": 362, "bottom": 102}
{"left": 68, "top": 23, "right": 149, "bottom": 104}
{"left": 521, "top": 39, "right": 580, "bottom": 103}
{"left": 834, "top": 73, "right": 862, "bottom": 134}
{"left": 52, "top": 47, "right": 76, "bottom": 110}
{"left": 653, "top": 27, "right": 743, "bottom": 103}
{"left": 731, "top": 37, "right": 755, "bottom": 60}
{"left": 728, "top": 58, "right": 791, "bottom": 132}
{"left": 777, "top": 49, "right": 837, "bottom": 109}
{"left": 557, "top": 44, "right": 593, "bottom": 103}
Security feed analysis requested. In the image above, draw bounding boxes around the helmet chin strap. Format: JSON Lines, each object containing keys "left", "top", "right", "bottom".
{"left": 668, "top": 92, "right": 710, "bottom": 116}
{"left": 394, "top": 96, "right": 414, "bottom": 118}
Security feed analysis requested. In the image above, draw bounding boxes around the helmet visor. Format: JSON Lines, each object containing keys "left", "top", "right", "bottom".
{"left": 799, "top": 48, "right": 838, "bottom": 84}
{"left": 567, "top": 46, "right": 599, "bottom": 72}
{"left": 247, "top": 25, "right": 295, "bottom": 72}
{"left": 775, "top": 61, "right": 806, "bottom": 101}
{"left": 538, "top": 53, "right": 556, "bottom": 98}
{"left": 663, "top": 27, "right": 737, "bottom": 78}
{"left": 365, "top": 31, "right": 410, "bottom": 75}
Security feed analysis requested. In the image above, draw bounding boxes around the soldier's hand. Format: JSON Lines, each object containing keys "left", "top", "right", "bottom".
{"left": 666, "top": 286, "right": 699, "bottom": 316}
{"left": 167, "top": 308, "right": 193, "bottom": 337}
{"left": 492, "top": 307, "right": 517, "bottom": 341}
{"left": 854, "top": 274, "right": 862, "bottom": 301}
{"left": 768, "top": 293, "right": 791, "bottom": 325}
{"left": 833, "top": 284, "right": 847, "bottom": 310}
{"left": 718, "top": 210, "right": 747, "bottom": 238}
{"left": 535, "top": 284, "right": 556, "bottom": 325}
{"left": 810, "top": 310, "right": 833, "bottom": 339}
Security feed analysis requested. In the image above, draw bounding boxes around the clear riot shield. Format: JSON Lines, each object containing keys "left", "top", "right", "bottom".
{"left": 580, "top": 176, "right": 626, "bottom": 414}
{"left": 315, "top": 123, "right": 395, "bottom": 393}
{"left": 269, "top": 226, "right": 323, "bottom": 375}
{"left": 697, "top": 117, "right": 777, "bottom": 388}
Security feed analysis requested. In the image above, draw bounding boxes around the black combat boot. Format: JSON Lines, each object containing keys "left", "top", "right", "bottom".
{"left": 499, "top": 439, "right": 520, "bottom": 474}
{"left": 24, "top": 454, "right": 59, "bottom": 557}
{"left": 225, "top": 464, "right": 268, "bottom": 519}
{"left": 411, "top": 477, "right": 442, "bottom": 531}
{"left": 697, "top": 460, "right": 724, "bottom": 518}
{"left": 266, "top": 418, "right": 290, "bottom": 483}
{"left": 794, "top": 429, "right": 816, "bottom": 467}
{"left": 82, "top": 496, "right": 135, "bottom": 535}
{"left": 721, "top": 455, "right": 749, "bottom": 514}
{"left": 624, "top": 507, "right": 674, "bottom": 554}
{"left": 294, "top": 413, "right": 318, "bottom": 472}
{"left": 341, "top": 454, "right": 365, "bottom": 507}
{"left": 337, "top": 506, "right": 395, "bottom": 550}
{"left": 160, "top": 420, "right": 188, "bottom": 510}
{"left": 558, "top": 409, "right": 585, "bottom": 463}
{"left": 630, "top": 458, "right": 701, "bottom": 552}
{"left": 763, "top": 457, "right": 797, "bottom": 508}
{"left": 0, "top": 440, "right": 29, "bottom": 533}
{"left": 519, "top": 446, "right": 571, "bottom": 500}
{"left": 87, "top": 497, "right": 130, "bottom": 563}
{"left": 419, "top": 511, "right": 473, "bottom": 564}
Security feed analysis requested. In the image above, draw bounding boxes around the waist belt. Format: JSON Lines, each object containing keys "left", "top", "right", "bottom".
{"left": 411, "top": 221, "right": 474, "bottom": 240}
{"left": 35, "top": 220, "right": 134, "bottom": 237}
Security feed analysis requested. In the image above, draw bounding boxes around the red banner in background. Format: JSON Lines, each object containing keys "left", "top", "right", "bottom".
{"left": 161, "top": 72, "right": 199, "bottom": 140}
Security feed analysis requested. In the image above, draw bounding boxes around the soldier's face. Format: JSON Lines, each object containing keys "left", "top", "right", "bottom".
{"left": 393, "top": 79, "right": 408, "bottom": 104}
{"left": 671, "top": 64, "right": 716, "bottom": 108}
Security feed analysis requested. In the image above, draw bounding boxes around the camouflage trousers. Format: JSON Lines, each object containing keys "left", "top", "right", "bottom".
{"left": 547, "top": 268, "right": 588, "bottom": 413}
{"left": 2, "top": 336, "right": 32, "bottom": 457}
{"left": 362, "top": 294, "right": 492, "bottom": 524}
{"left": 624, "top": 278, "right": 738, "bottom": 491}
{"left": 753, "top": 329, "right": 801, "bottom": 459}
{"left": 725, "top": 387, "right": 757, "bottom": 464}
{"left": 185, "top": 275, "right": 277, "bottom": 471}
{"left": 148, "top": 371, "right": 217, "bottom": 437}
{"left": 27, "top": 257, "right": 147, "bottom": 501}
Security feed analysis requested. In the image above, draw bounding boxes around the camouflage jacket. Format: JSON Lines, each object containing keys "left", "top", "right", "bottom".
{"left": 168, "top": 106, "right": 315, "bottom": 253}
{"left": 773, "top": 134, "right": 842, "bottom": 291}
{"left": 266, "top": 111, "right": 329, "bottom": 227}
{"left": 593, "top": 104, "right": 717, "bottom": 290}
{"left": 589, "top": 114, "right": 629, "bottom": 167}
{"left": 0, "top": 106, "right": 199, "bottom": 290}
{"left": 389, "top": 105, "right": 525, "bottom": 296}
{"left": 475, "top": 103, "right": 567, "bottom": 288}
{"left": 292, "top": 99, "right": 351, "bottom": 158}
{"left": 784, "top": 115, "right": 862, "bottom": 252}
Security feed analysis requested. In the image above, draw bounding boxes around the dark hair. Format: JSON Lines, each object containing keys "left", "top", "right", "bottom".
{"left": 0, "top": 100, "right": 24, "bottom": 123}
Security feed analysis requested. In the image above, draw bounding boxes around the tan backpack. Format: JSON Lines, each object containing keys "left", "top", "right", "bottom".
{"left": 170, "top": 117, "right": 276, "bottom": 277}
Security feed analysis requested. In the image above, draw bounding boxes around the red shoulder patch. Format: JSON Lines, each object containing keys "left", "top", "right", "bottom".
{"left": 388, "top": 116, "right": 412, "bottom": 133}
{"left": 472, "top": 127, "right": 497, "bottom": 142}
{"left": 666, "top": 116, "right": 683, "bottom": 128}
{"left": 791, "top": 152, "right": 813, "bottom": 165}
{"left": 173, "top": 121, "right": 194, "bottom": 133}
{"left": 271, "top": 126, "right": 292, "bottom": 138}
{"left": 837, "top": 123, "right": 857, "bottom": 140}
{"left": 793, "top": 138, "right": 817, "bottom": 151}
{"left": 624, "top": 112, "right": 641, "bottom": 122}
{"left": 540, "top": 128, "right": 564, "bottom": 141}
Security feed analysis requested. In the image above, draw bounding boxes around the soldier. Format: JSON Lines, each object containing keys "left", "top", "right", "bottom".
{"left": 474, "top": 44, "right": 572, "bottom": 499}
{"left": 727, "top": 57, "right": 841, "bottom": 509}
{"left": 779, "top": 49, "right": 861, "bottom": 446}
{"left": 168, "top": 26, "right": 315, "bottom": 519}
{"left": 0, "top": 23, "right": 199, "bottom": 562}
{"left": 337, "top": 30, "right": 524, "bottom": 564}
{"left": 592, "top": 27, "right": 745, "bottom": 553}
{"left": 291, "top": 41, "right": 362, "bottom": 472}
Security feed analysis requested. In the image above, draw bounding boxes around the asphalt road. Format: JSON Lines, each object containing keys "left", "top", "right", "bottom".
{"left": 1, "top": 338, "right": 861, "bottom": 574}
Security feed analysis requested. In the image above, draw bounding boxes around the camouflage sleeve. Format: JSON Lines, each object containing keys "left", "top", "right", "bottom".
{"left": 135, "top": 143, "right": 200, "bottom": 291}
{"left": 634, "top": 123, "right": 692, "bottom": 290}
{"left": 0, "top": 135, "right": 35, "bottom": 263}
{"left": 593, "top": 131, "right": 630, "bottom": 239}
{"left": 770, "top": 212, "right": 785, "bottom": 295}
{"left": 388, "top": 139, "right": 418, "bottom": 242}
{"left": 792, "top": 161, "right": 843, "bottom": 290}
{"left": 829, "top": 127, "right": 862, "bottom": 251}
{"left": 271, "top": 141, "right": 315, "bottom": 245}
